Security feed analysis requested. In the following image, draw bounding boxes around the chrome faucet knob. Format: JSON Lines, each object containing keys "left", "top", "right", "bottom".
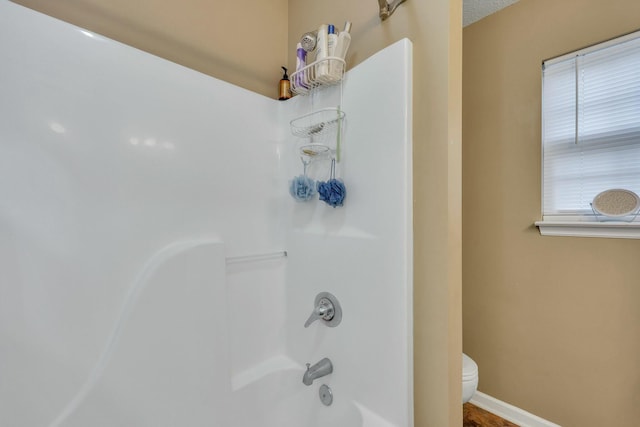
{"left": 304, "top": 299, "right": 334, "bottom": 327}
{"left": 304, "top": 306, "right": 326, "bottom": 328}
{"left": 316, "top": 299, "right": 334, "bottom": 318}
{"left": 304, "top": 292, "right": 342, "bottom": 328}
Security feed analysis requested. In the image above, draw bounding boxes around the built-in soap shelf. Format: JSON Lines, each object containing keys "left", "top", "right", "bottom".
{"left": 290, "top": 57, "right": 346, "bottom": 95}
{"left": 290, "top": 108, "right": 345, "bottom": 139}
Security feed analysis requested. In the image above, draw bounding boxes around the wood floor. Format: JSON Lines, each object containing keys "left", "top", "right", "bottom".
{"left": 463, "top": 403, "right": 520, "bottom": 427}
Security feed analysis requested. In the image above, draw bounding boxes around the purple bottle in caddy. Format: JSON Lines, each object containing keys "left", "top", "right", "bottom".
{"left": 295, "top": 43, "right": 309, "bottom": 90}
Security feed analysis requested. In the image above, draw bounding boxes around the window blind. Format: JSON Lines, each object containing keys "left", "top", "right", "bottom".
{"left": 542, "top": 32, "right": 640, "bottom": 217}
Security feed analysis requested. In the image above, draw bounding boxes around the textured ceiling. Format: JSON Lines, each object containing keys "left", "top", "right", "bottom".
{"left": 463, "top": 0, "right": 520, "bottom": 27}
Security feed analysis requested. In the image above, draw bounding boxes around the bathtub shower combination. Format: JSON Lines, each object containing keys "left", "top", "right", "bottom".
{"left": 0, "top": 2, "right": 413, "bottom": 426}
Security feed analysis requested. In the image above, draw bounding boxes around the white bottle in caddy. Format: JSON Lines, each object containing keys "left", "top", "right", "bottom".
{"left": 326, "top": 24, "right": 338, "bottom": 81}
{"left": 315, "top": 24, "right": 329, "bottom": 81}
{"left": 331, "top": 21, "right": 352, "bottom": 80}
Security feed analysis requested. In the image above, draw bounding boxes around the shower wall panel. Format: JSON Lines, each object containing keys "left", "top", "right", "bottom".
{"left": 0, "top": 2, "right": 284, "bottom": 426}
{"left": 281, "top": 39, "right": 413, "bottom": 427}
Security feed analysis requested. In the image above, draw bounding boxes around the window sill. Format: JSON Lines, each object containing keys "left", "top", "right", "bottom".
{"left": 535, "top": 220, "right": 640, "bottom": 239}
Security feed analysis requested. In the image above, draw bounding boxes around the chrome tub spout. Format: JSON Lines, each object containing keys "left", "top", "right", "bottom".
{"left": 302, "top": 358, "right": 333, "bottom": 386}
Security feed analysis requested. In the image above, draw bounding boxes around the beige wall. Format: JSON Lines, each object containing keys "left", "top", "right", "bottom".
{"left": 463, "top": 0, "right": 640, "bottom": 425}
{"left": 10, "top": 0, "right": 463, "bottom": 425}
{"left": 12, "top": 0, "right": 289, "bottom": 98}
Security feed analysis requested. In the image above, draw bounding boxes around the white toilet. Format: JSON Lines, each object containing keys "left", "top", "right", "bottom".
{"left": 462, "top": 353, "right": 479, "bottom": 403}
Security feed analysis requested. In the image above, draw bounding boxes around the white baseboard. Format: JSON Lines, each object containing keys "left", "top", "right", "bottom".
{"left": 469, "top": 391, "right": 562, "bottom": 427}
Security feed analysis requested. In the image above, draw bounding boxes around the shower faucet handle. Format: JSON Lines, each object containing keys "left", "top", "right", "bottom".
{"left": 304, "top": 298, "right": 334, "bottom": 327}
{"left": 304, "top": 292, "right": 342, "bottom": 328}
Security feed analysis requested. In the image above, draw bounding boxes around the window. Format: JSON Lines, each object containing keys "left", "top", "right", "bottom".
{"left": 537, "top": 31, "right": 640, "bottom": 238}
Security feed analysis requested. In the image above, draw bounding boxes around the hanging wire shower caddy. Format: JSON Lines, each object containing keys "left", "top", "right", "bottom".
{"left": 290, "top": 57, "right": 346, "bottom": 95}
{"left": 289, "top": 54, "right": 346, "bottom": 162}
{"left": 290, "top": 108, "right": 346, "bottom": 139}
{"left": 288, "top": 50, "right": 348, "bottom": 205}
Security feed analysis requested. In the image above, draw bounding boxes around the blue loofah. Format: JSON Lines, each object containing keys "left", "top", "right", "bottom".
{"left": 317, "top": 178, "right": 346, "bottom": 208}
{"left": 289, "top": 175, "right": 316, "bottom": 201}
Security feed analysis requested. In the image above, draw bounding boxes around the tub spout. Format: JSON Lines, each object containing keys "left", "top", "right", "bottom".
{"left": 302, "top": 357, "right": 333, "bottom": 386}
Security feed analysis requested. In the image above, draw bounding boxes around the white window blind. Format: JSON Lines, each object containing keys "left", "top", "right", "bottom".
{"left": 542, "top": 32, "right": 640, "bottom": 218}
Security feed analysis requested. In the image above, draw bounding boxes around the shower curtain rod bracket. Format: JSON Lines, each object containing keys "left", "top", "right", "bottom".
{"left": 378, "top": 0, "right": 407, "bottom": 20}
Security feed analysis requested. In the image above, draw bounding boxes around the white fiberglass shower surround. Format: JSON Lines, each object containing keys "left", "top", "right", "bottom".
{"left": 0, "top": 2, "right": 413, "bottom": 426}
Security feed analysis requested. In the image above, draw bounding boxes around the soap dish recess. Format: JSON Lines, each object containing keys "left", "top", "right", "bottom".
{"left": 290, "top": 108, "right": 345, "bottom": 139}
